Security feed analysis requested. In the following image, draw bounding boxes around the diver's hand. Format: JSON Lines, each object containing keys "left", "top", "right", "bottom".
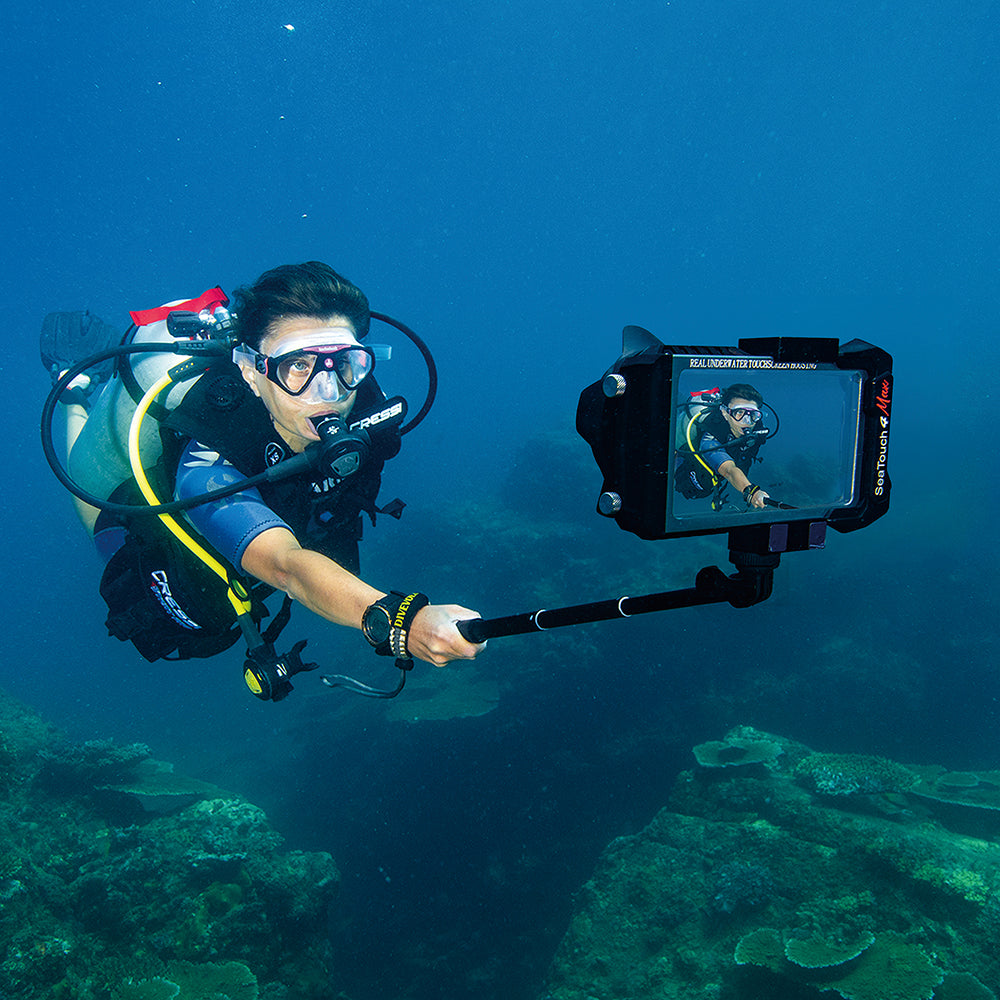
{"left": 743, "top": 483, "right": 770, "bottom": 509}
{"left": 408, "top": 604, "right": 486, "bottom": 666}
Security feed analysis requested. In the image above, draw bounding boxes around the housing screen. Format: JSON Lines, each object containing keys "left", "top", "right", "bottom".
{"left": 666, "top": 356, "right": 863, "bottom": 534}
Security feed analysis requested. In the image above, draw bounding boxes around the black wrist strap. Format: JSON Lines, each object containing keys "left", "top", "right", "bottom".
{"left": 388, "top": 592, "right": 429, "bottom": 661}
{"left": 370, "top": 590, "right": 429, "bottom": 662}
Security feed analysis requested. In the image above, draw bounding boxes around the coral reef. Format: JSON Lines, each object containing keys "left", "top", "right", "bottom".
{"left": 794, "top": 751, "right": 917, "bottom": 797}
{"left": 539, "top": 726, "right": 1000, "bottom": 999}
{"left": 908, "top": 765, "right": 1000, "bottom": 812}
{"left": 692, "top": 730, "right": 783, "bottom": 770}
{"left": 710, "top": 862, "right": 776, "bottom": 915}
{"left": 0, "top": 689, "right": 339, "bottom": 999}
{"left": 736, "top": 928, "right": 942, "bottom": 1000}
{"left": 935, "top": 973, "right": 997, "bottom": 1000}
{"left": 115, "top": 960, "right": 259, "bottom": 999}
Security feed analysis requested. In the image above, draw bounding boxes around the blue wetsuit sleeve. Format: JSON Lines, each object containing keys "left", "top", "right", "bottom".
{"left": 174, "top": 439, "right": 291, "bottom": 570}
{"left": 699, "top": 433, "right": 731, "bottom": 475}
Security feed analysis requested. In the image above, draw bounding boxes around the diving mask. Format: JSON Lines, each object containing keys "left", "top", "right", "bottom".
{"left": 725, "top": 405, "right": 762, "bottom": 424}
{"left": 234, "top": 328, "right": 391, "bottom": 403}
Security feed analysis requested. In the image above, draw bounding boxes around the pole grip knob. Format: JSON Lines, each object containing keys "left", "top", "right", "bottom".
{"left": 456, "top": 618, "right": 488, "bottom": 644}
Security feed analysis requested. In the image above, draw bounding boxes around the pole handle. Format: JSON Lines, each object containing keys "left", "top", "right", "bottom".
{"left": 453, "top": 579, "right": 728, "bottom": 644}
{"left": 457, "top": 618, "right": 490, "bottom": 643}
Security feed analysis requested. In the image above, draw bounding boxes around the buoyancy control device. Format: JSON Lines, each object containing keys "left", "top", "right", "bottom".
{"left": 41, "top": 287, "right": 437, "bottom": 699}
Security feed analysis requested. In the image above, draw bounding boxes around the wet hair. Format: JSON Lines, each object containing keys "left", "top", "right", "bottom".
{"left": 232, "top": 261, "right": 371, "bottom": 349}
{"left": 721, "top": 383, "right": 764, "bottom": 408}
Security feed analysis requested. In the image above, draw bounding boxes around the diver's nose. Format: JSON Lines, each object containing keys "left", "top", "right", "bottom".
{"left": 311, "top": 370, "right": 346, "bottom": 402}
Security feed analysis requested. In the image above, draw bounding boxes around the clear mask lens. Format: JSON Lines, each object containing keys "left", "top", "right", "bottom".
{"left": 273, "top": 347, "right": 374, "bottom": 397}
{"left": 305, "top": 369, "right": 349, "bottom": 402}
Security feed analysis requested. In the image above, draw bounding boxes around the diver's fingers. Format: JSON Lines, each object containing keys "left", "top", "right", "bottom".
{"left": 409, "top": 604, "right": 484, "bottom": 665}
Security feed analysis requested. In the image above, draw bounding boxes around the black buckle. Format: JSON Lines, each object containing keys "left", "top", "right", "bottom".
{"left": 243, "top": 639, "right": 318, "bottom": 702}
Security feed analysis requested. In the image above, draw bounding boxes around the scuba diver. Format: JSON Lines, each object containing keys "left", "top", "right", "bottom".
{"left": 674, "top": 383, "right": 772, "bottom": 511}
{"left": 42, "top": 261, "right": 485, "bottom": 699}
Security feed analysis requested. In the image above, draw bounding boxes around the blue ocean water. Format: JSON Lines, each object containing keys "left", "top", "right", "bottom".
{"left": 3, "top": 2, "right": 999, "bottom": 997}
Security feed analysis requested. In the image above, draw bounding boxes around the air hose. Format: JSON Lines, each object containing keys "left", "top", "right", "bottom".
{"left": 40, "top": 311, "right": 436, "bottom": 519}
{"left": 126, "top": 360, "right": 255, "bottom": 623}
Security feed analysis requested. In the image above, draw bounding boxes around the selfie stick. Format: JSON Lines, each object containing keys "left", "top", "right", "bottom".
{"left": 456, "top": 541, "right": 787, "bottom": 644}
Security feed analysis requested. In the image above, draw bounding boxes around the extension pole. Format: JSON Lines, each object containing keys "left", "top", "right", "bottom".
{"left": 455, "top": 560, "right": 775, "bottom": 644}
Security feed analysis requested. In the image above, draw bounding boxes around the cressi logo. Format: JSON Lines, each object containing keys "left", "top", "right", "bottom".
{"left": 350, "top": 400, "right": 404, "bottom": 432}
{"left": 150, "top": 571, "right": 201, "bottom": 630}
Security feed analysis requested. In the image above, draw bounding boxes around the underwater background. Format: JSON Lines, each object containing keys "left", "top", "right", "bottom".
{"left": 2, "top": 1, "right": 999, "bottom": 998}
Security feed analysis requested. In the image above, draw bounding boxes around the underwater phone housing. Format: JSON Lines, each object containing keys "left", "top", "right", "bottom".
{"left": 453, "top": 329, "right": 891, "bottom": 647}
{"left": 576, "top": 327, "right": 892, "bottom": 547}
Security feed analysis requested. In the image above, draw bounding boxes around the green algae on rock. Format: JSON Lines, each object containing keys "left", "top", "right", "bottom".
{"left": 794, "top": 751, "right": 917, "bottom": 797}
{"left": 736, "top": 928, "right": 941, "bottom": 1000}
{"left": 115, "top": 959, "right": 259, "bottom": 1000}
{"left": 934, "top": 972, "right": 998, "bottom": 1000}
{"left": 0, "top": 688, "right": 338, "bottom": 1000}
{"left": 540, "top": 728, "right": 1000, "bottom": 1000}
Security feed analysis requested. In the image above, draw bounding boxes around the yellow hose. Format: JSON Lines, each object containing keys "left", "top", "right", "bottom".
{"left": 685, "top": 409, "right": 719, "bottom": 482}
{"left": 127, "top": 370, "right": 253, "bottom": 619}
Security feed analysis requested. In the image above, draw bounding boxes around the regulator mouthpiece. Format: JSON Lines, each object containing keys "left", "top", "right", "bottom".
{"left": 313, "top": 414, "right": 370, "bottom": 479}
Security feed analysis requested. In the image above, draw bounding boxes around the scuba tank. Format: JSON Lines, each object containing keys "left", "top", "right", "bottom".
{"left": 675, "top": 386, "right": 722, "bottom": 454}
{"left": 67, "top": 287, "right": 231, "bottom": 507}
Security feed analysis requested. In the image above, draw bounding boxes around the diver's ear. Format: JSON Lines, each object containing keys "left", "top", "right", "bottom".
{"left": 237, "top": 360, "right": 261, "bottom": 397}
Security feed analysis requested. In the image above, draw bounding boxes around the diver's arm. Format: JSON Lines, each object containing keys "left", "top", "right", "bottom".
{"left": 717, "top": 459, "right": 769, "bottom": 509}
{"left": 241, "top": 526, "right": 483, "bottom": 666}
{"left": 175, "top": 440, "right": 290, "bottom": 559}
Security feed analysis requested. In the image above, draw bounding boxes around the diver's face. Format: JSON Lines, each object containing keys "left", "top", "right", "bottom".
{"left": 722, "top": 397, "right": 761, "bottom": 438}
{"left": 239, "top": 315, "right": 358, "bottom": 454}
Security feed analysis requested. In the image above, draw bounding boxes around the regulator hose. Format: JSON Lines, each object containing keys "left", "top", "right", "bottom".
{"left": 40, "top": 312, "right": 437, "bottom": 518}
